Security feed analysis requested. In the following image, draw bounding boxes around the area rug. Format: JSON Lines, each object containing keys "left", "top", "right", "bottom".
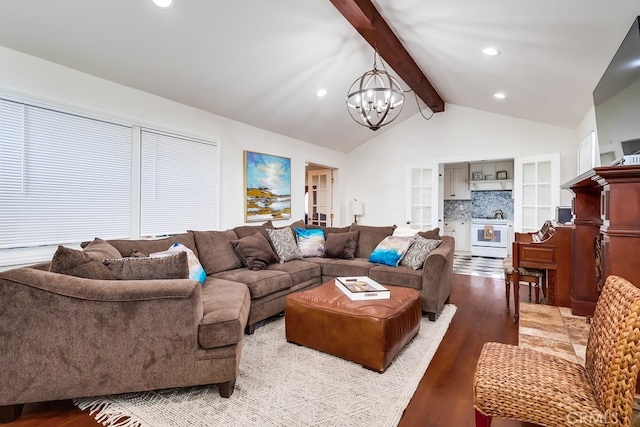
{"left": 75, "top": 304, "right": 457, "bottom": 427}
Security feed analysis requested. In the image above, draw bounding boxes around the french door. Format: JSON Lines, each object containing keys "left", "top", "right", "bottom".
{"left": 514, "top": 153, "right": 560, "bottom": 233}
{"left": 405, "top": 165, "right": 439, "bottom": 231}
{"left": 307, "top": 169, "right": 333, "bottom": 227}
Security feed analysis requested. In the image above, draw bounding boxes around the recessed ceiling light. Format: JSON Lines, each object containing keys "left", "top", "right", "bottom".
{"left": 482, "top": 47, "right": 500, "bottom": 56}
{"left": 152, "top": 0, "right": 174, "bottom": 8}
{"left": 494, "top": 93, "right": 506, "bottom": 99}
{"left": 316, "top": 89, "right": 327, "bottom": 98}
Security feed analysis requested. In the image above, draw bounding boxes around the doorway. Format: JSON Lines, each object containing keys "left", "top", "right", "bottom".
{"left": 305, "top": 163, "right": 335, "bottom": 227}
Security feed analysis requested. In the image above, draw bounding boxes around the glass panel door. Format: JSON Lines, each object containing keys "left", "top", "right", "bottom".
{"left": 514, "top": 153, "right": 560, "bottom": 233}
{"left": 406, "top": 165, "right": 438, "bottom": 231}
{"left": 307, "top": 169, "right": 332, "bottom": 227}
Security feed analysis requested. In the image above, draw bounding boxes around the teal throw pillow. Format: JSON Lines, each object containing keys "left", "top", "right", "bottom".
{"left": 368, "top": 235, "right": 416, "bottom": 267}
{"left": 294, "top": 227, "right": 325, "bottom": 258}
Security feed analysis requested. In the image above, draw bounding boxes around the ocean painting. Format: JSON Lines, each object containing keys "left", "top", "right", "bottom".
{"left": 244, "top": 151, "right": 291, "bottom": 222}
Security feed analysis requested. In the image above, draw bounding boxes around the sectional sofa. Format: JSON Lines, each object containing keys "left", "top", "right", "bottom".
{"left": 0, "top": 220, "right": 454, "bottom": 422}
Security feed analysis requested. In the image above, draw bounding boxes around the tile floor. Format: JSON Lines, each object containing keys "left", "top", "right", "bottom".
{"left": 518, "top": 302, "right": 589, "bottom": 365}
{"left": 453, "top": 254, "right": 503, "bottom": 279}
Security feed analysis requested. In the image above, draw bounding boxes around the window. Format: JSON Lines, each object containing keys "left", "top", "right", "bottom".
{"left": 0, "top": 98, "right": 131, "bottom": 251}
{"left": 140, "top": 129, "right": 219, "bottom": 236}
{"left": 0, "top": 95, "right": 221, "bottom": 269}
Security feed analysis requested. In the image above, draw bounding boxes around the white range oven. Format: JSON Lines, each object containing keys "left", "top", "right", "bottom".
{"left": 470, "top": 219, "right": 512, "bottom": 258}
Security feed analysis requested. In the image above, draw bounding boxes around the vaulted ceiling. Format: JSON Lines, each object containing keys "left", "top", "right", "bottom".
{"left": 0, "top": 0, "right": 638, "bottom": 152}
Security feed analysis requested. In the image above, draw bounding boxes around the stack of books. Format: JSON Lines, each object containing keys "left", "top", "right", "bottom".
{"left": 335, "top": 276, "right": 390, "bottom": 300}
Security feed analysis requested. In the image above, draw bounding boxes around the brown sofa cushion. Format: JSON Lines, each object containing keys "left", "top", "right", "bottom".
{"left": 418, "top": 227, "right": 441, "bottom": 240}
{"left": 49, "top": 245, "right": 115, "bottom": 280}
{"left": 369, "top": 264, "right": 423, "bottom": 290}
{"left": 349, "top": 224, "right": 396, "bottom": 259}
{"left": 84, "top": 237, "right": 122, "bottom": 259}
{"left": 324, "top": 226, "right": 351, "bottom": 236}
{"left": 102, "top": 252, "right": 189, "bottom": 280}
{"left": 213, "top": 268, "right": 293, "bottom": 299}
{"left": 267, "top": 260, "right": 321, "bottom": 285}
{"left": 280, "top": 219, "right": 306, "bottom": 234}
{"left": 199, "top": 277, "right": 251, "bottom": 349}
{"left": 323, "top": 231, "right": 359, "bottom": 259}
{"left": 94, "top": 233, "right": 199, "bottom": 258}
{"left": 322, "top": 257, "right": 376, "bottom": 278}
{"left": 233, "top": 221, "right": 274, "bottom": 240}
{"left": 191, "top": 229, "right": 243, "bottom": 275}
{"left": 230, "top": 232, "right": 279, "bottom": 271}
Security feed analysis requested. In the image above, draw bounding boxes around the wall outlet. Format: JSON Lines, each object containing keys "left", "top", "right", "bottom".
{"left": 459, "top": 204, "right": 464, "bottom": 211}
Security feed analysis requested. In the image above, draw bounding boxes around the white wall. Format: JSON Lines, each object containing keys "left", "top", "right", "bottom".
{"left": 345, "top": 104, "right": 579, "bottom": 226}
{"left": 0, "top": 46, "right": 347, "bottom": 230}
{"left": 0, "top": 45, "right": 587, "bottom": 234}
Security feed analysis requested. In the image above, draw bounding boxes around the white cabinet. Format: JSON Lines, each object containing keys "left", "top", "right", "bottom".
{"left": 469, "top": 160, "right": 514, "bottom": 191}
{"left": 443, "top": 167, "right": 470, "bottom": 200}
{"left": 443, "top": 220, "right": 470, "bottom": 253}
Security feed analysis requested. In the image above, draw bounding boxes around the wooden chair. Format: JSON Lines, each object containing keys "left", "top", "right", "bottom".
{"left": 473, "top": 275, "right": 640, "bottom": 427}
{"left": 503, "top": 257, "right": 545, "bottom": 322}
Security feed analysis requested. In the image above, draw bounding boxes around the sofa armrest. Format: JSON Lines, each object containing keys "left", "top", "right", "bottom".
{"left": 0, "top": 268, "right": 204, "bottom": 405}
{"left": 0, "top": 267, "right": 200, "bottom": 301}
{"left": 420, "top": 236, "right": 455, "bottom": 316}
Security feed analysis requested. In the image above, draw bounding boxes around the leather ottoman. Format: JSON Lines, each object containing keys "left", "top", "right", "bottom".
{"left": 285, "top": 280, "right": 421, "bottom": 372}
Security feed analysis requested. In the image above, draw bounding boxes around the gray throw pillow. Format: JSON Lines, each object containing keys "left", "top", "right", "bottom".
{"left": 102, "top": 252, "right": 189, "bottom": 280}
{"left": 266, "top": 227, "right": 302, "bottom": 263}
{"left": 230, "top": 232, "right": 279, "bottom": 271}
{"left": 400, "top": 237, "right": 442, "bottom": 270}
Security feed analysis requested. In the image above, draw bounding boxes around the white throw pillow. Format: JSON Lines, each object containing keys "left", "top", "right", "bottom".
{"left": 392, "top": 226, "right": 419, "bottom": 237}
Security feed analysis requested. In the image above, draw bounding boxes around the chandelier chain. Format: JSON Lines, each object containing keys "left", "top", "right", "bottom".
{"left": 377, "top": 47, "right": 434, "bottom": 121}
{"left": 415, "top": 92, "right": 434, "bottom": 120}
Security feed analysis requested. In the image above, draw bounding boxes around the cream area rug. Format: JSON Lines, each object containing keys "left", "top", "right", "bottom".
{"left": 75, "top": 304, "right": 457, "bottom": 427}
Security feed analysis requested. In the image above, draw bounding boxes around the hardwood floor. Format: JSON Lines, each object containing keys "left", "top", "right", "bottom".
{"left": 4, "top": 273, "right": 538, "bottom": 426}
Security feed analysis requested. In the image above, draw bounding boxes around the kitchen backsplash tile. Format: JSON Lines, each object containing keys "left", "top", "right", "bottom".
{"left": 443, "top": 200, "right": 472, "bottom": 220}
{"left": 471, "top": 191, "right": 514, "bottom": 219}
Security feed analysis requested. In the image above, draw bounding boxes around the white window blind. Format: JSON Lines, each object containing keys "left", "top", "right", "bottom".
{"left": 578, "top": 131, "right": 598, "bottom": 174}
{"left": 0, "top": 98, "right": 131, "bottom": 249}
{"left": 140, "top": 129, "right": 219, "bottom": 236}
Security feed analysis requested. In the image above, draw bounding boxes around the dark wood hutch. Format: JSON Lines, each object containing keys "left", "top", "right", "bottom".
{"left": 561, "top": 165, "right": 640, "bottom": 316}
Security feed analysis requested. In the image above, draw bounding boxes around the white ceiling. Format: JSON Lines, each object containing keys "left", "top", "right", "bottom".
{"left": 0, "top": 0, "right": 638, "bottom": 152}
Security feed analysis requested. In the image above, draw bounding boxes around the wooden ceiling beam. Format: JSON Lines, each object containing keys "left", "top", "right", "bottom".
{"left": 329, "top": 0, "right": 445, "bottom": 113}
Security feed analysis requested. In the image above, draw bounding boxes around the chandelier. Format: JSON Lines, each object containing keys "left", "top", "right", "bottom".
{"left": 346, "top": 51, "right": 405, "bottom": 131}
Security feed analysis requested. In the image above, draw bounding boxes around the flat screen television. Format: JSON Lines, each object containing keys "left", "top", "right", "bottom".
{"left": 593, "top": 16, "right": 640, "bottom": 165}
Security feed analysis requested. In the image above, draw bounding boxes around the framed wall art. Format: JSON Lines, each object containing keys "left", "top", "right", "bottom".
{"left": 244, "top": 150, "right": 291, "bottom": 222}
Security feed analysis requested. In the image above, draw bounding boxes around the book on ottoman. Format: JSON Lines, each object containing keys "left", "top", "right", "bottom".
{"left": 335, "top": 276, "right": 390, "bottom": 300}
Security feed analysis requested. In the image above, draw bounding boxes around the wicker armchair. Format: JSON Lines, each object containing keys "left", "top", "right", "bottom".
{"left": 473, "top": 275, "right": 640, "bottom": 427}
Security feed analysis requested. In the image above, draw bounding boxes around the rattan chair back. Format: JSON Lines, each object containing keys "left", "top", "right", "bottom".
{"left": 585, "top": 275, "right": 640, "bottom": 426}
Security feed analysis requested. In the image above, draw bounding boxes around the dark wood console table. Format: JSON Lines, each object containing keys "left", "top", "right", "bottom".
{"left": 561, "top": 165, "right": 640, "bottom": 317}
